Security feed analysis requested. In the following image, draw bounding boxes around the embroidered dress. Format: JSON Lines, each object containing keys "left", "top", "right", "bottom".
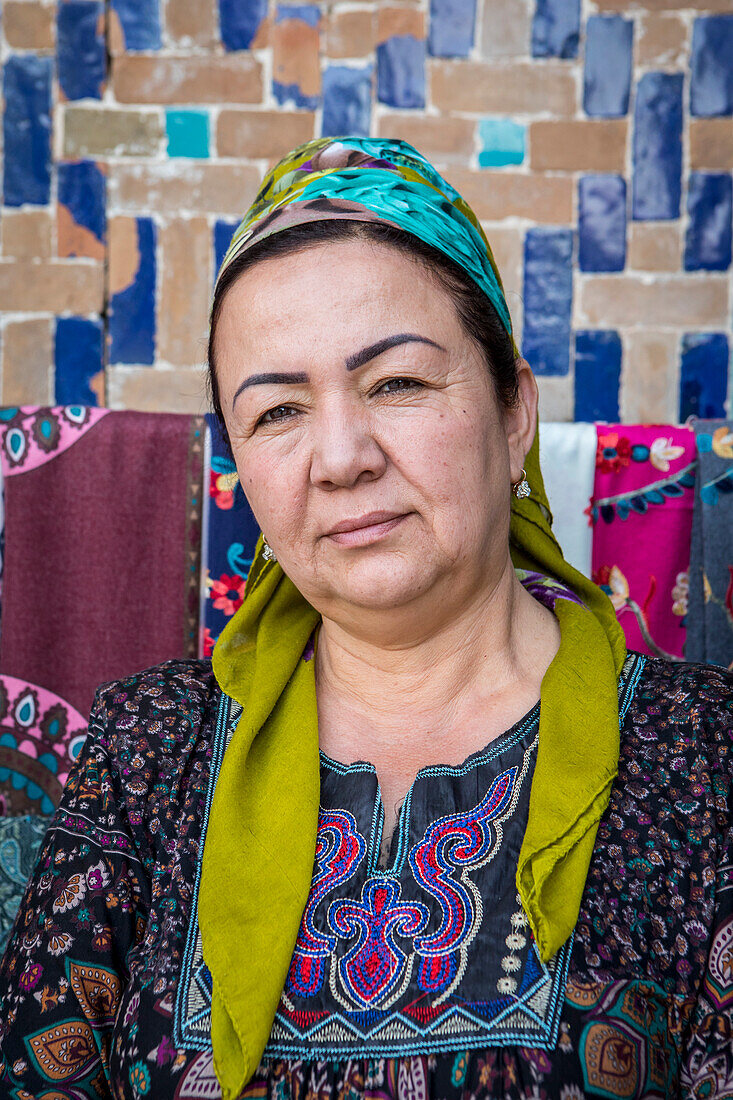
{"left": 0, "top": 655, "right": 731, "bottom": 1100}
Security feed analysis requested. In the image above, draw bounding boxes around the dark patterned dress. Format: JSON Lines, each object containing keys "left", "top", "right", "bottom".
{"left": 0, "top": 653, "right": 730, "bottom": 1100}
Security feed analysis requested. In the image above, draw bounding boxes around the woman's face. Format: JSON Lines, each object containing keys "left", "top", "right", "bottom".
{"left": 214, "top": 239, "right": 536, "bottom": 629}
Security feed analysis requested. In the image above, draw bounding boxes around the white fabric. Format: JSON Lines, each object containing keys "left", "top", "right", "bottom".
{"left": 538, "top": 422, "right": 596, "bottom": 578}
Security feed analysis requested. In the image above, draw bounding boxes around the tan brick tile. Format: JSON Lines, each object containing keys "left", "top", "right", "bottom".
{"left": 480, "top": 0, "right": 531, "bottom": 58}
{"left": 158, "top": 219, "right": 211, "bottom": 367}
{"left": 620, "top": 331, "right": 679, "bottom": 423}
{"left": 57, "top": 202, "right": 105, "bottom": 262}
{"left": 107, "top": 217, "right": 139, "bottom": 299}
{"left": 217, "top": 110, "right": 315, "bottom": 159}
{"left": 627, "top": 223, "right": 681, "bottom": 273}
{"left": 690, "top": 119, "right": 733, "bottom": 171}
{"left": 376, "top": 114, "right": 474, "bottom": 160}
{"left": 376, "top": 7, "right": 425, "bottom": 43}
{"left": 63, "top": 107, "right": 164, "bottom": 159}
{"left": 529, "top": 120, "right": 627, "bottom": 172}
{"left": 166, "top": 0, "right": 218, "bottom": 47}
{"left": 536, "top": 377, "right": 573, "bottom": 421}
{"left": 327, "top": 8, "right": 375, "bottom": 57}
{"left": 109, "top": 163, "right": 262, "bottom": 216}
{"left": 446, "top": 169, "right": 573, "bottom": 223}
{"left": 107, "top": 367, "right": 208, "bottom": 414}
{"left": 0, "top": 262, "right": 103, "bottom": 313}
{"left": 579, "top": 275, "right": 728, "bottom": 328}
{"left": 481, "top": 224, "right": 524, "bottom": 342}
{"left": 594, "top": 0, "right": 731, "bottom": 10}
{"left": 2, "top": 210, "right": 53, "bottom": 260}
{"left": 3, "top": 1, "right": 54, "bottom": 49}
{"left": 430, "top": 60, "right": 576, "bottom": 116}
{"left": 112, "top": 55, "right": 263, "bottom": 105}
{"left": 273, "top": 13, "right": 321, "bottom": 100}
{"left": 1, "top": 319, "right": 53, "bottom": 404}
{"left": 637, "top": 13, "right": 687, "bottom": 68}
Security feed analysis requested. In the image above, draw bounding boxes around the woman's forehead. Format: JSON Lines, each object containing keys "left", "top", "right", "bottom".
{"left": 216, "top": 239, "right": 462, "bottom": 352}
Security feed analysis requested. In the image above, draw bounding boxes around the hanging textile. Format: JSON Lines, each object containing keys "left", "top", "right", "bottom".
{"left": 538, "top": 422, "right": 596, "bottom": 577}
{"left": 590, "top": 424, "right": 696, "bottom": 661}
{"left": 687, "top": 419, "right": 733, "bottom": 668}
{"left": 0, "top": 405, "right": 205, "bottom": 814}
{"left": 199, "top": 414, "right": 260, "bottom": 658}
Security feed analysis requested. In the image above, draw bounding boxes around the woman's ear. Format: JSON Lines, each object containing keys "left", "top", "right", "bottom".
{"left": 504, "top": 358, "right": 539, "bottom": 484}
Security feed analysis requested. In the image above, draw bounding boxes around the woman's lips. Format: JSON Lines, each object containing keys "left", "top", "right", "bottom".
{"left": 324, "top": 511, "right": 409, "bottom": 547}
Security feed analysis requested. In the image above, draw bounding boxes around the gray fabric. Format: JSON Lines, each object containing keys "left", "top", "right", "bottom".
{"left": 687, "top": 419, "right": 733, "bottom": 667}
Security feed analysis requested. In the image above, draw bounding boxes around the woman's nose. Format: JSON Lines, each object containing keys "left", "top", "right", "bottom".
{"left": 309, "top": 403, "right": 387, "bottom": 489}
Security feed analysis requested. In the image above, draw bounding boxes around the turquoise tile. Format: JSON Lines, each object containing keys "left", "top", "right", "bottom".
{"left": 166, "top": 110, "right": 209, "bottom": 159}
{"left": 478, "top": 119, "right": 525, "bottom": 168}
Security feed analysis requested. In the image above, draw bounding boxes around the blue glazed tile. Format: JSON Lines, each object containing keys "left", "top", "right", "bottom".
{"left": 273, "top": 5, "right": 321, "bottom": 110}
{"left": 578, "top": 174, "right": 626, "bottom": 273}
{"left": 214, "top": 220, "right": 239, "bottom": 285}
{"left": 109, "top": 217, "right": 156, "bottom": 366}
{"left": 478, "top": 119, "right": 524, "bottom": 168}
{"left": 166, "top": 110, "right": 210, "bottom": 158}
{"left": 632, "top": 72, "right": 683, "bottom": 221}
{"left": 428, "top": 0, "right": 476, "bottom": 58}
{"left": 111, "top": 0, "right": 162, "bottom": 51}
{"left": 55, "top": 318, "right": 104, "bottom": 407}
{"left": 684, "top": 172, "right": 732, "bottom": 272}
{"left": 679, "top": 333, "right": 729, "bottom": 421}
{"left": 583, "top": 16, "right": 632, "bottom": 118}
{"left": 531, "top": 0, "right": 580, "bottom": 59}
{"left": 522, "top": 228, "right": 573, "bottom": 377}
{"left": 574, "top": 331, "right": 621, "bottom": 421}
{"left": 377, "top": 36, "right": 426, "bottom": 109}
{"left": 690, "top": 15, "right": 733, "bottom": 118}
{"left": 57, "top": 161, "right": 106, "bottom": 253}
{"left": 219, "top": 0, "right": 268, "bottom": 50}
{"left": 3, "top": 56, "right": 52, "bottom": 206}
{"left": 57, "top": 2, "right": 105, "bottom": 101}
{"left": 322, "top": 66, "right": 372, "bottom": 137}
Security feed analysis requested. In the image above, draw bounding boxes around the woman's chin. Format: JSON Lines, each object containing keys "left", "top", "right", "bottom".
{"left": 308, "top": 555, "right": 443, "bottom": 616}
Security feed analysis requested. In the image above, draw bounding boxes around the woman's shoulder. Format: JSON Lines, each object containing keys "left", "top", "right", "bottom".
{"left": 620, "top": 651, "right": 732, "bottom": 784}
{"left": 87, "top": 657, "right": 218, "bottom": 758}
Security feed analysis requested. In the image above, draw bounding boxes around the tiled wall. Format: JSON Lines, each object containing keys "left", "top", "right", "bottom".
{"left": 1, "top": 0, "right": 732, "bottom": 422}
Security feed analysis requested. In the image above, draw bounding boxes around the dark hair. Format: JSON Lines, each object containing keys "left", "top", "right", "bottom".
{"left": 207, "top": 220, "right": 518, "bottom": 453}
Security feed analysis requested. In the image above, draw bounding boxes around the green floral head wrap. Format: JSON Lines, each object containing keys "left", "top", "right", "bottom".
{"left": 201, "top": 137, "right": 627, "bottom": 1100}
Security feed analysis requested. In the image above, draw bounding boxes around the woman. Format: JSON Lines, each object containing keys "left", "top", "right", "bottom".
{"left": 0, "top": 138, "right": 730, "bottom": 1100}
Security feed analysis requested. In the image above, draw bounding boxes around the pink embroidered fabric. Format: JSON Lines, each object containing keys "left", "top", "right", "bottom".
{"left": 590, "top": 425, "right": 696, "bottom": 662}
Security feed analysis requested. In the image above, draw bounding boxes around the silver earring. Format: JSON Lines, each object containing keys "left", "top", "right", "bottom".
{"left": 261, "top": 537, "right": 277, "bottom": 563}
{"left": 513, "top": 469, "right": 531, "bottom": 499}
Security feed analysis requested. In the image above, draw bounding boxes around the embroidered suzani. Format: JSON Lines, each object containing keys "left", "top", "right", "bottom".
{"left": 176, "top": 695, "right": 574, "bottom": 1059}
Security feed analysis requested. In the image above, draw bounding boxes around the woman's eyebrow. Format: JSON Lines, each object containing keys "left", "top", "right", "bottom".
{"left": 232, "top": 371, "right": 308, "bottom": 409}
{"left": 345, "top": 333, "right": 445, "bottom": 372}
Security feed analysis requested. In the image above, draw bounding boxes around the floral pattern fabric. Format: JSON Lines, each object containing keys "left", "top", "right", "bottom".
{"left": 590, "top": 425, "right": 696, "bottom": 662}
{"left": 200, "top": 414, "right": 261, "bottom": 658}
{"left": 0, "top": 655, "right": 730, "bottom": 1099}
{"left": 686, "top": 420, "right": 733, "bottom": 670}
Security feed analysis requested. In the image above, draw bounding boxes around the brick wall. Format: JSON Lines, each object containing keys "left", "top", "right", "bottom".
{"left": 1, "top": 0, "right": 731, "bottom": 422}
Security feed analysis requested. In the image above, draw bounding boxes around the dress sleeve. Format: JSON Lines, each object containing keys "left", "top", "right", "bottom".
{"left": 0, "top": 686, "right": 151, "bottom": 1099}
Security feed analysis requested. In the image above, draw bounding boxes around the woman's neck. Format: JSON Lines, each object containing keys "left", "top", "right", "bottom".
{"left": 314, "top": 559, "right": 560, "bottom": 780}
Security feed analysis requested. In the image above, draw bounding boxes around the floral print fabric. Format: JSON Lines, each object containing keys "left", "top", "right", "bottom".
{"left": 591, "top": 425, "right": 696, "bottom": 661}
{"left": 0, "top": 655, "right": 730, "bottom": 1099}
{"left": 687, "top": 420, "right": 733, "bottom": 669}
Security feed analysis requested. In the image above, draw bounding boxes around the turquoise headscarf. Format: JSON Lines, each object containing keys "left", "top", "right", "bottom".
{"left": 202, "top": 137, "right": 627, "bottom": 1100}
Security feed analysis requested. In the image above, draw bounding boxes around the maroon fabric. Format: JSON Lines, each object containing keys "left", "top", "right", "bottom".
{"left": 0, "top": 408, "right": 204, "bottom": 737}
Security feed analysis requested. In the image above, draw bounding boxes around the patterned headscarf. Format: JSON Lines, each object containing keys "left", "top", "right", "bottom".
{"left": 201, "top": 137, "right": 627, "bottom": 1100}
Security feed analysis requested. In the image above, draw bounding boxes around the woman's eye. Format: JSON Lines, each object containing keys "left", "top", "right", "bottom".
{"left": 376, "top": 378, "right": 421, "bottom": 395}
{"left": 258, "top": 404, "right": 296, "bottom": 426}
